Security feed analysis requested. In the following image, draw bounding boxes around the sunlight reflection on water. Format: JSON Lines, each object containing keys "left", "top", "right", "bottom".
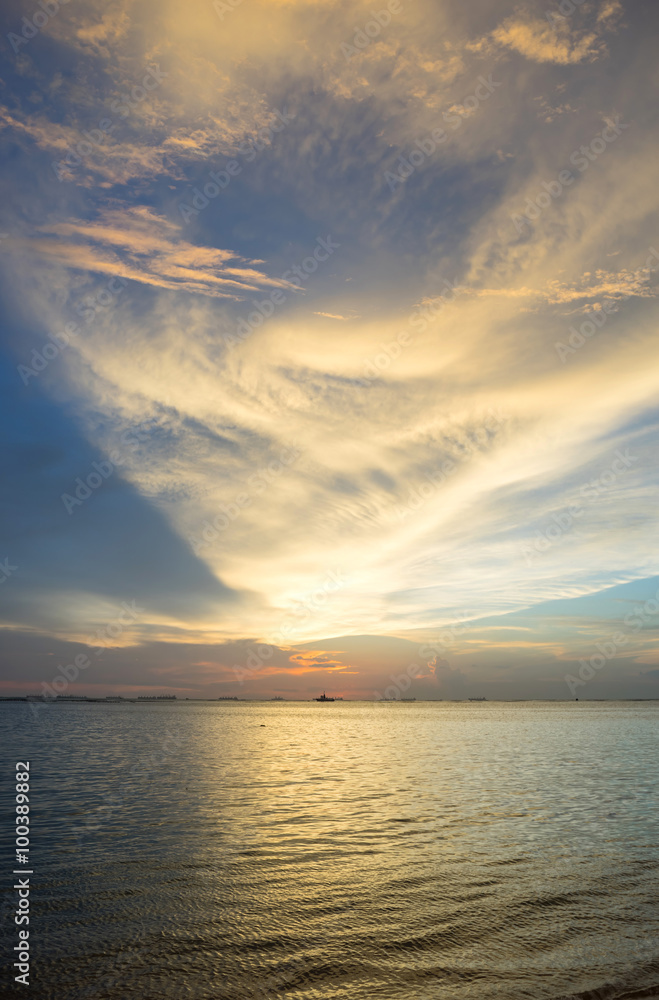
{"left": 1, "top": 700, "right": 657, "bottom": 999}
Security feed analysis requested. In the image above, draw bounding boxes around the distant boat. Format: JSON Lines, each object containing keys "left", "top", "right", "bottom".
{"left": 314, "top": 692, "right": 335, "bottom": 702}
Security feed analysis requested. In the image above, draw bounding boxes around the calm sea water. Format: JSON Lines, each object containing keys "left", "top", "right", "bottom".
{"left": 1, "top": 701, "right": 658, "bottom": 999}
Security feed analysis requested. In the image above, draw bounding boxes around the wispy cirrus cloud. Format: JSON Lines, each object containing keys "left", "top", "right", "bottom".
{"left": 461, "top": 266, "right": 658, "bottom": 309}
{"left": 18, "top": 207, "right": 295, "bottom": 300}
{"left": 2, "top": 0, "right": 659, "bottom": 701}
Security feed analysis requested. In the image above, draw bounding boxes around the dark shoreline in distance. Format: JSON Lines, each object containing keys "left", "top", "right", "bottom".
{"left": 2, "top": 697, "right": 658, "bottom": 704}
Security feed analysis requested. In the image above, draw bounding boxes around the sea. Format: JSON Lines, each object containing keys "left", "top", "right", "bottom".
{"left": 1, "top": 700, "right": 658, "bottom": 999}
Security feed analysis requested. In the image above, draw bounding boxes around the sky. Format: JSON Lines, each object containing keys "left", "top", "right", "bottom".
{"left": 1, "top": 0, "right": 658, "bottom": 701}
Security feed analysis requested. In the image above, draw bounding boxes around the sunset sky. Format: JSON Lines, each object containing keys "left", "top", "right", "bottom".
{"left": 1, "top": 0, "right": 658, "bottom": 699}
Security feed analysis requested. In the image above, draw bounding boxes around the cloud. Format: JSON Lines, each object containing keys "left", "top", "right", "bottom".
{"left": 533, "top": 97, "right": 578, "bottom": 123}
{"left": 491, "top": 17, "right": 601, "bottom": 64}
{"left": 463, "top": 265, "right": 659, "bottom": 310}
{"left": 597, "top": 1, "right": 624, "bottom": 25}
{"left": 19, "top": 207, "right": 294, "bottom": 300}
{"left": 73, "top": 4, "right": 132, "bottom": 55}
{"left": 474, "top": 2, "right": 624, "bottom": 66}
{"left": 1, "top": 0, "right": 658, "bottom": 700}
